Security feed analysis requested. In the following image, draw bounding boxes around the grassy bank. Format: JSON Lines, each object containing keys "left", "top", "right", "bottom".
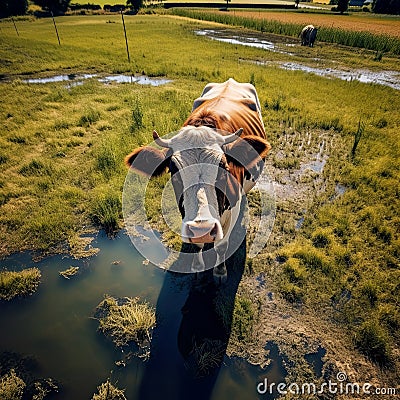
{"left": 170, "top": 8, "right": 400, "bottom": 54}
{"left": 0, "top": 13, "right": 399, "bottom": 381}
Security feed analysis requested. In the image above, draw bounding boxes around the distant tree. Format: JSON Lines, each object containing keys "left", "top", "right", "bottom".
{"left": 373, "top": 0, "right": 400, "bottom": 14}
{"left": 0, "top": 0, "right": 28, "bottom": 17}
{"left": 126, "top": 0, "right": 143, "bottom": 11}
{"left": 337, "top": 0, "right": 349, "bottom": 13}
{"left": 225, "top": 0, "right": 231, "bottom": 10}
{"left": 32, "top": 0, "right": 71, "bottom": 14}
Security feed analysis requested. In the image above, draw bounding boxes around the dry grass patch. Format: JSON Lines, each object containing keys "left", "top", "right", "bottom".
{"left": 92, "top": 379, "right": 127, "bottom": 400}
{"left": 94, "top": 295, "right": 156, "bottom": 353}
{"left": 0, "top": 369, "right": 25, "bottom": 400}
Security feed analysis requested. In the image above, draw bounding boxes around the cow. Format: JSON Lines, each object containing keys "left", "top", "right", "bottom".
{"left": 300, "top": 25, "right": 318, "bottom": 47}
{"left": 125, "top": 78, "right": 271, "bottom": 282}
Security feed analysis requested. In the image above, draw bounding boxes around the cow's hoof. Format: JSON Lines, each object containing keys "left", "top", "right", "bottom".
{"left": 213, "top": 270, "right": 227, "bottom": 285}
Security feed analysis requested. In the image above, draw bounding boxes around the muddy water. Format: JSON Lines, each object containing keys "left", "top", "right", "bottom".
{"left": 195, "top": 29, "right": 400, "bottom": 90}
{"left": 0, "top": 231, "right": 285, "bottom": 399}
{"left": 280, "top": 62, "right": 400, "bottom": 90}
{"left": 20, "top": 74, "right": 172, "bottom": 87}
{"left": 195, "top": 29, "right": 297, "bottom": 56}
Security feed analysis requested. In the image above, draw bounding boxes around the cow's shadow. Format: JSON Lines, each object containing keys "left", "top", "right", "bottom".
{"left": 138, "top": 239, "right": 246, "bottom": 400}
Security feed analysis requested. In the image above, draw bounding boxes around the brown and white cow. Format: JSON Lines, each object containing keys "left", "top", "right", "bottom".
{"left": 125, "top": 78, "right": 271, "bottom": 280}
{"left": 300, "top": 25, "right": 318, "bottom": 47}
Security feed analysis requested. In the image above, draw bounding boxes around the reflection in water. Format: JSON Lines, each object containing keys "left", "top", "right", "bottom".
{"left": 195, "top": 29, "right": 296, "bottom": 56}
{"left": 0, "top": 232, "right": 284, "bottom": 399}
{"left": 99, "top": 75, "right": 172, "bottom": 86}
{"left": 22, "top": 73, "right": 96, "bottom": 84}
{"left": 280, "top": 62, "right": 400, "bottom": 91}
{"left": 20, "top": 74, "right": 171, "bottom": 87}
{"left": 139, "top": 239, "right": 247, "bottom": 399}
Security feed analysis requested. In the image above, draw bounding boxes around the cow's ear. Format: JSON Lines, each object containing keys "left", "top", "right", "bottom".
{"left": 125, "top": 147, "right": 170, "bottom": 177}
{"left": 224, "top": 135, "right": 271, "bottom": 169}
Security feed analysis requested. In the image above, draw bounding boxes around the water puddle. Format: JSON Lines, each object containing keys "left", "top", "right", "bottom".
{"left": 300, "top": 141, "right": 327, "bottom": 174}
{"left": 0, "top": 231, "right": 284, "bottom": 399}
{"left": 22, "top": 73, "right": 96, "bottom": 84}
{"left": 196, "top": 29, "right": 400, "bottom": 90}
{"left": 335, "top": 183, "right": 346, "bottom": 196}
{"left": 99, "top": 74, "right": 172, "bottom": 86}
{"left": 19, "top": 73, "right": 171, "bottom": 87}
{"left": 328, "top": 183, "right": 347, "bottom": 203}
{"left": 301, "top": 157, "right": 327, "bottom": 173}
{"left": 195, "top": 29, "right": 296, "bottom": 56}
{"left": 295, "top": 216, "right": 305, "bottom": 230}
{"left": 304, "top": 347, "right": 326, "bottom": 378}
{"left": 281, "top": 62, "right": 400, "bottom": 91}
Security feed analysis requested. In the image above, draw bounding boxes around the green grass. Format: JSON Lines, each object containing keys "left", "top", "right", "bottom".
{"left": 71, "top": 0, "right": 295, "bottom": 5}
{"left": 231, "top": 295, "right": 255, "bottom": 342}
{"left": 90, "top": 191, "right": 122, "bottom": 234}
{"left": 72, "top": 0, "right": 123, "bottom": 6}
{"left": 0, "top": 268, "right": 41, "bottom": 300}
{"left": 0, "top": 13, "right": 399, "bottom": 372}
{"left": 164, "top": 0, "right": 294, "bottom": 3}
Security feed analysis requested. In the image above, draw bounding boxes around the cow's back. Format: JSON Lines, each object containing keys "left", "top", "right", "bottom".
{"left": 184, "top": 79, "right": 266, "bottom": 140}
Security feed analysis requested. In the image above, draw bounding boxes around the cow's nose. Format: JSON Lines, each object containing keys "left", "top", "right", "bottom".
{"left": 188, "top": 220, "right": 216, "bottom": 237}
{"left": 188, "top": 221, "right": 218, "bottom": 235}
{"left": 186, "top": 221, "right": 220, "bottom": 244}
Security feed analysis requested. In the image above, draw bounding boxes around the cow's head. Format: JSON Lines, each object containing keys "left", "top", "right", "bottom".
{"left": 125, "top": 126, "right": 270, "bottom": 245}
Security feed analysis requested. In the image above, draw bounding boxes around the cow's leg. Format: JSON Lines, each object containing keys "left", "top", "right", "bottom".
{"left": 213, "top": 262, "right": 227, "bottom": 285}
{"left": 213, "top": 241, "right": 228, "bottom": 284}
{"left": 191, "top": 245, "right": 205, "bottom": 274}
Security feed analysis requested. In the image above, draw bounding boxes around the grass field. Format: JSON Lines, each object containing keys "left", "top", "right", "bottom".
{"left": 73, "top": 0, "right": 296, "bottom": 6}
{"left": 0, "top": 12, "right": 399, "bottom": 387}
{"left": 171, "top": 8, "right": 400, "bottom": 54}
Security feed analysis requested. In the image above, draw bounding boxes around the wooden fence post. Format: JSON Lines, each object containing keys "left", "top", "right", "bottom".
{"left": 12, "top": 17, "right": 20, "bottom": 36}
{"left": 121, "top": 10, "right": 131, "bottom": 64}
{"left": 51, "top": 12, "right": 61, "bottom": 46}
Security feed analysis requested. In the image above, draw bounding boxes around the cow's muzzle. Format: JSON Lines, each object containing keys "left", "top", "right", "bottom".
{"left": 183, "top": 219, "right": 223, "bottom": 244}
